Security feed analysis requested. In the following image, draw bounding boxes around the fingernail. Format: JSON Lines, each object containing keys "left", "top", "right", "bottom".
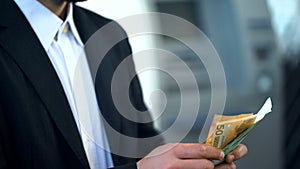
{"left": 220, "top": 151, "right": 225, "bottom": 159}
{"left": 228, "top": 155, "right": 235, "bottom": 162}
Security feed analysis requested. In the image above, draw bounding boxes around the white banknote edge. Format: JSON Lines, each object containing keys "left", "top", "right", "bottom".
{"left": 255, "top": 97, "right": 272, "bottom": 123}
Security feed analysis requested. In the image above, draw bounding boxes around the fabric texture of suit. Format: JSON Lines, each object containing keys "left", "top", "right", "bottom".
{"left": 285, "top": 61, "right": 300, "bottom": 169}
{"left": 0, "top": 0, "right": 164, "bottom": 169}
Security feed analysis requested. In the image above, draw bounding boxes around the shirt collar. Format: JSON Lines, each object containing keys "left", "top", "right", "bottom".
{"left": 15, "top": 0, "right": 83, "bottom": 51}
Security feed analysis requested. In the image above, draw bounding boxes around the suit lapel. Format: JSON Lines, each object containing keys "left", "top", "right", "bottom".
{"left": 0, "top": 1, "right": 90, "bottom": 168}
{"left": 73, "top": 6, "right": 124, "bottom": 165}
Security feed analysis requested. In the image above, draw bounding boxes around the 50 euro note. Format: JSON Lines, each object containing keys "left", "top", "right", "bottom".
{"left": 206, "top": 114, "right": 256, "bottom": 149}
{"left": 205, "top": 97, "right": 272, "bottom": 155}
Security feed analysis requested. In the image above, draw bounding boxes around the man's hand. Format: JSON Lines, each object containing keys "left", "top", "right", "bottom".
{"left": 137, "top": 143, "right": 223, "bottom": 169}
{"left": 215, "top": 144, "right": 248, "bottom": 169}
{"left": 137, "top": 144, "right": 248, "bottom": 169}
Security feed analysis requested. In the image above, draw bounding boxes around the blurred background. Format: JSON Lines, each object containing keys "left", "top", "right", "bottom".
{"left": 78, "top": 0, "right": 300, "bottom": 168}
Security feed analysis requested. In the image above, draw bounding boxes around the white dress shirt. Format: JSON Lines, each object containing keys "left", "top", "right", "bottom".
{"left": 14, "top": 0, "right": 114, "bottom": 168}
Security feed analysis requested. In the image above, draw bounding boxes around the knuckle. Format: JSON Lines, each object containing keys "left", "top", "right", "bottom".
{"left": 166, "top": 144, "right": 178, "bottom": 155}
{"left": 165, "top": 161, "right": 179, "bottom": 169}
{"left": 205, "top": 164, "right": 214, "bottom": 169}
{"left": 170, "top": 145, "right": 180, "bottom": 155}
{"left": 207, "top": 163, "right": 214, "bottom": 169}
{"left": 172, "top": 144, "right": 186, "bottom": 156}
{"left": 199, "top": 145, "right": 207, "bottom": 153}
{"left": 201, "top": 159, "right": 214, "bottom": 169}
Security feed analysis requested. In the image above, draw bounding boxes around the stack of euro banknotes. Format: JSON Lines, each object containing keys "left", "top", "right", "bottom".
{"left": 205, "top": 97, "right": 272, "bottom": 158}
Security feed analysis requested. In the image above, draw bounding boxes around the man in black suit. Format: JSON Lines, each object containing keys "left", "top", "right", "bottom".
{"left": 0, "top": 0, "right": 248, "bottom": 168}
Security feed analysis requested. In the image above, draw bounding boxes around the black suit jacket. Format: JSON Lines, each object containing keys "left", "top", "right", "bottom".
{"left": 0, "top": 0, "right": 163, "bottom": 169}
{"left": 285, "top": 61, "right": 300, "bottom": 169}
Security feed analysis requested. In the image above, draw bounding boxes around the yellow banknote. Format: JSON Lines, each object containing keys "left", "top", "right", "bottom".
{"left": 206, "top": 97, "right": 272, "bottom": 149}
{"left": 206, "top": 114, "right": 256, "bottom": 149}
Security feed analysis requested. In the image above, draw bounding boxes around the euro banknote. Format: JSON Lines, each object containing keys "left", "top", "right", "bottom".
{"left": 206, "top": 97, "right": 272, "bottom": 155}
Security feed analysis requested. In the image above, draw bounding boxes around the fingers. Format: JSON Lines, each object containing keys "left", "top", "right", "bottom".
{"left": 225, "top": 144, "right": 248, "bottom": 163}
{"left": 137, "top": 144, "right": 222, "bottom": 169}
{"left": 137, "top": 144, "right": 246, "bottom": 169}
{"left": 139, "top": 158, "right": 216, "bottom": 169}
{"left": 173, "top": 144, "right": 224, "bottom": 160}
{"left": 215, "top": 162, "right": 236, "bottom": 169}
{"left": 175, "top": 159, "right": 215, "bottom": 169}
